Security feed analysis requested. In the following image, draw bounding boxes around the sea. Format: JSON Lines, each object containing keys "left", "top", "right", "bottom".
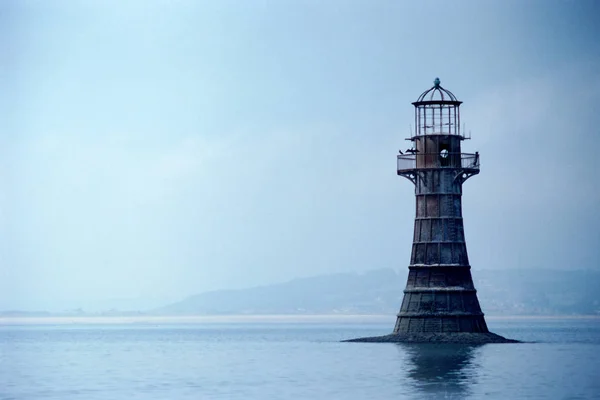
{"left": 0, "top": 317, "right": 599, "bottom": 400}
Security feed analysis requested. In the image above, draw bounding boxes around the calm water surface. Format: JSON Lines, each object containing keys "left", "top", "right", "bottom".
{"left": 1, "top": 318, "right": 599, "bottom": 399}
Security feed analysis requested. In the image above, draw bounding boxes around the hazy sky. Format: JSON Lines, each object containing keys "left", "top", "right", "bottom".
{"left": 1, "top": 0, "right": 599, "bottom": 311}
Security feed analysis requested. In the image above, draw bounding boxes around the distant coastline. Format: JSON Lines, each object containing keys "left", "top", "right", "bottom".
{"left": 1, "top": 314, "right": 599, "bottom": 326}
{"left": 3, "top": 268, "right": 599, "bottom": 320}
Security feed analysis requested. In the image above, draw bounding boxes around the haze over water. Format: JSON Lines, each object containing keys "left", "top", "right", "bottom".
{"left": 2, "top": 2, "right": 600, "bottom": 399}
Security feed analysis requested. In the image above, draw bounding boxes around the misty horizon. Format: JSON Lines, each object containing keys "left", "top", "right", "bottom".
{"left": 2, "top": 267, "right": 599, "bottom": 316}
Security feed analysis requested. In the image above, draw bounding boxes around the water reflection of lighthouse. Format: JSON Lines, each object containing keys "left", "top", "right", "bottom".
{"left": 398, "top": 344, "right": 480, "bottom": 398}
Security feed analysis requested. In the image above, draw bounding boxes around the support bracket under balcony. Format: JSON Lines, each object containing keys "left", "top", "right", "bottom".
{"left": 453, "top": 169, "right": 480, "bottom": 184}
{"left": 398, "top": 170, "right": 417, "bottom": 185}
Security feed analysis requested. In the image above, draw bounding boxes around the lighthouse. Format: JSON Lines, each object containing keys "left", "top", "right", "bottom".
{"left": 347, "top": 79, "right": 517, "bottom": 343}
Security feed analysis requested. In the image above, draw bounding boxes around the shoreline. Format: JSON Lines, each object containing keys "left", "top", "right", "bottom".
{"left": 0, "top": 314, "right": 598, "bottom": 325}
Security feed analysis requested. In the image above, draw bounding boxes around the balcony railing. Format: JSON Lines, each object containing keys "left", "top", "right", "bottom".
{"left": 397, "top": 152, "right": 480, "bottom": 173}
{"left": 397, "top": 154, "right": 416, "bottom": 171}
{"left": 460, "top": 153, "right": 480, "bottom": 169}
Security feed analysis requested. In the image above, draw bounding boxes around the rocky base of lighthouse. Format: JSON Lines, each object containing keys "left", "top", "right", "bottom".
{"left": 343, "top": 332, "right": 519, "bottom": 344}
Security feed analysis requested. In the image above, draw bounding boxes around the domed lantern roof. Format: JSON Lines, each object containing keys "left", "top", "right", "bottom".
{"left": 413, "top": 77, "right": 462, "bottom": 106}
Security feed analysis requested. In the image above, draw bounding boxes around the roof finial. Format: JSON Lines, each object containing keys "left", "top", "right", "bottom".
{"left": 434, "top": 77, "right": 440, "bottom": 88}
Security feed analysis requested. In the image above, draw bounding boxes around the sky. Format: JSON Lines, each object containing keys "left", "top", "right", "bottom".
{"left": 0, "top": 0, "right": 599, "bottom": 312}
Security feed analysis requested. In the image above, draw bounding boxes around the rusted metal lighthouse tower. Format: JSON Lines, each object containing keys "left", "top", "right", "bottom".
{"left": 347, "top": 78, "right": 516, "bottom": 343}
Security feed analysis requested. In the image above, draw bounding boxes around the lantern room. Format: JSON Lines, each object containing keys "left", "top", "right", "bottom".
{"left": 413, "top": 77, "right": 462, "bottom": 137}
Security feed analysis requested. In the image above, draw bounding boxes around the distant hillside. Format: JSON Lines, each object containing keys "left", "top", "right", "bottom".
{"left": 155, "top": 268, "right": 600, "bottom": 316}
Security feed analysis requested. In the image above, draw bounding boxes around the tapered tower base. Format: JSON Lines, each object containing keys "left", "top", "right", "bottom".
{"left": 344, "top": 332, "right": 519, "bottom": 344}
